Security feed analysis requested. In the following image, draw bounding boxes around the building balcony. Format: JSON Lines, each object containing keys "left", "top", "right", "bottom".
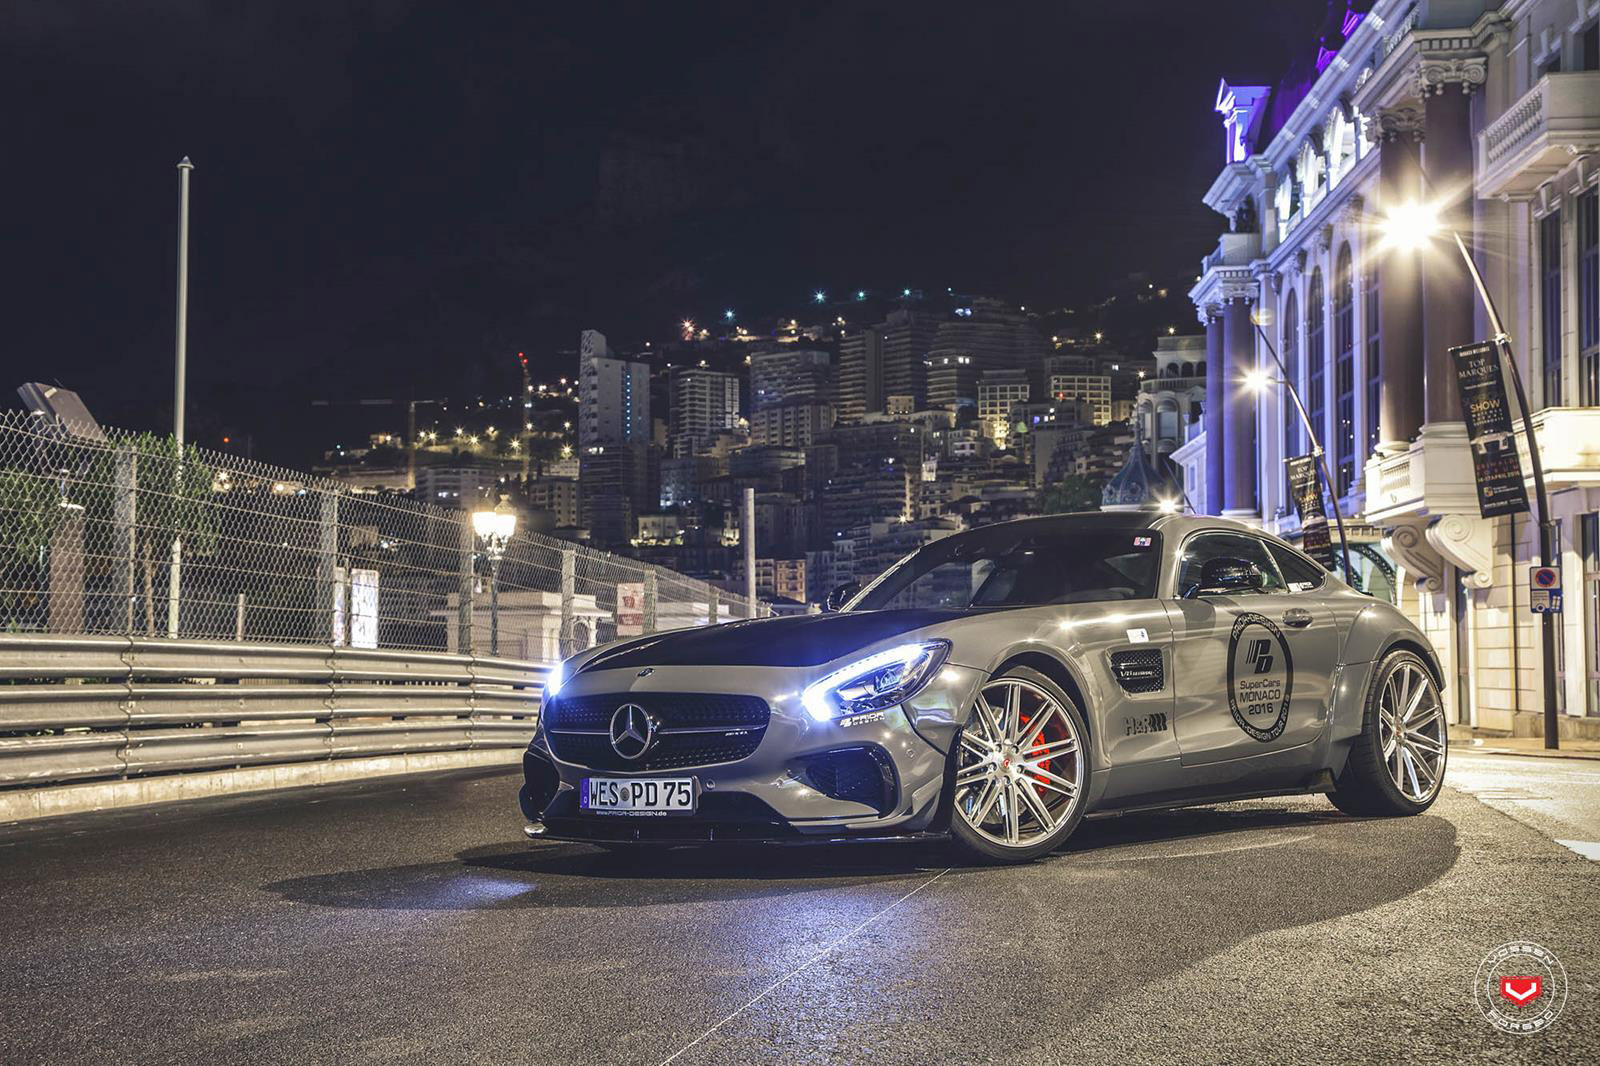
{"left": 1523, "top": 406, "right": 1600, "bottom": 489}
{"left": 1139, "top": 376, "right": 1206, "bottom": 395}
{"left": 1362, "top": 423, "right": 1478, "bottom": 524}
{"left": 1365, "top": 408, "right": 1600, "bottom": 525}
{"left": 1201, "top": 231, "right": 1261, "bottom": 272}
{"left": 1477, "top": 72, "right": 1600, "bottom": 201}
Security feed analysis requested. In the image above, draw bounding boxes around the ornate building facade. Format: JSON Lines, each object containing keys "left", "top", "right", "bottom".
{"left": 1190, "top": 0, "right": 1600, "bottom": 734}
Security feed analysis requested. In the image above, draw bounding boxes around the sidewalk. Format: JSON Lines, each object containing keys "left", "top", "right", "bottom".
{"left": 1448, "top": 727, "right": 1600, "bottom": 761}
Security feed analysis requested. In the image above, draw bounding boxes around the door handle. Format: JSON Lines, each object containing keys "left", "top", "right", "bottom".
{"left": 1283, "top": 608, "right": 1314, "bottom": 628}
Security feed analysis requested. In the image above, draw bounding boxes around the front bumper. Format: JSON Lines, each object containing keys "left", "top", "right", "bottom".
{"left": 521, "top": 660, "right": 984, "bottom": 841}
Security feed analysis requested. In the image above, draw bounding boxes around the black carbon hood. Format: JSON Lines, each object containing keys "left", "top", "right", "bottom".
{"left": 576, "top": 609, "right": 972, "bottom": 671}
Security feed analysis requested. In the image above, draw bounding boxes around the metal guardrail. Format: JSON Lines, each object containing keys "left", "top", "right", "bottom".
{"left": 0, "top": 634, "right": 549, "bottom": 790}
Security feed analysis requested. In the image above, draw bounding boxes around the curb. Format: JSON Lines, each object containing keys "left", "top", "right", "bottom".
{"left": 0, "top": 749, "right": 523, "bottom": 825}
{"left": 1457, "top": 743, "right": 1600, "bottom": 763}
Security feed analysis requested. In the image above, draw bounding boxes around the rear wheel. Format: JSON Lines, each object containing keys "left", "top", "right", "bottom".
{"left": 1329, "top": 650, "right": 1447, "bottom": 816}
{"left": 949, "top": 667, "right": 1089, "bottom": 863}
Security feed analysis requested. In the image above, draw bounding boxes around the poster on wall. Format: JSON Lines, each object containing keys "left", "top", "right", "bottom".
{"left": 1449, "top": 342, "right": 1531, "bottom": 519}
{"left": 1285, "top": 454, "right": 1337, "bottom": 571}
{"left": 350, "top": 568, "right": 380, "bottom": 649}
{"left": 616, "top": 581, "right": 645, "bottom": 637}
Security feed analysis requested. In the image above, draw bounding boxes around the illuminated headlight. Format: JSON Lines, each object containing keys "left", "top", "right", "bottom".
{"left": 801, "top": 641, "right": 951, "bottom": 722}
{"left": 543, "top": 659, "right": 567, "bottom": 699}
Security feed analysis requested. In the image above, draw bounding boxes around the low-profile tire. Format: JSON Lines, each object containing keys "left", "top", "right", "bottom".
{"left": 1328, "top": 649, "right": 1447, "bottom": 817}
{"left": 948, "top": 666, "right": 1090, "bottom": 863}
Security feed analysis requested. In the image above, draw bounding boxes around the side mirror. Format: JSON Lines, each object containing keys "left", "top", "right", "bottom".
{"left": 1192, "top": 557, "right": 1265, "bottom": 597}
{"left": 824, "top": 581, "right": 861, "bottom": 612}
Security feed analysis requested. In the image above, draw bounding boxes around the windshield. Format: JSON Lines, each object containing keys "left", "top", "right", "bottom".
{"left": 851, "top": 523, "right": 1162, "bottom": 611}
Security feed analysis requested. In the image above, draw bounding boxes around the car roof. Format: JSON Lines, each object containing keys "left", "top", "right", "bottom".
{"left": 963, "top": 511, "right": 1300, "bottom": 546}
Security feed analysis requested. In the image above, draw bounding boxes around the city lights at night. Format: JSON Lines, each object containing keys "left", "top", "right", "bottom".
{"left": 4, "top": 3, "right": 1597, "bottom": 1064}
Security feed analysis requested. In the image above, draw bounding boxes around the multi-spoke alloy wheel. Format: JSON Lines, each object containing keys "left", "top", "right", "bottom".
{"left": 1376, "top": 660, "right": 1446, "bottom": 802}
{"left": 951, "top": 670, "right": 1086, "bottom": 859}
{"left": 1329, "top": 649, "right": 1448, "bottom": 817}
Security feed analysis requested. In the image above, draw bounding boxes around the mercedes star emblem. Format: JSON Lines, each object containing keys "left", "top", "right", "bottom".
{"left": 609, "top": 703, "right": 654, "bottom": 760}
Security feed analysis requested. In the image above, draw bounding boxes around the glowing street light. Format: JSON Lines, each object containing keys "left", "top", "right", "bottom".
{"left": 1376, "top": 200, "right": 1442, "bottom": 253}
{"left": 1242, "top": 356, "right": 1352, "bottom": 581}
{"left": 472, "top": 494, "right": 518, "bottom": 656}
{"left": 813, "top": 290, "right": 826, "bottom": 304}
{"left": 723, "top": 308, "right": 735, "bottom": 321}
{"left": 1377, "top": 191, "right": 1562, "bottom": 747}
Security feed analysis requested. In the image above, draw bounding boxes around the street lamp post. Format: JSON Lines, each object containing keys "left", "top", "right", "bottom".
{"left": 1242, "top": 333, "right": 1355, "bottom": 583}
{"left": 1380, "top": 201, "right": 1561, "bottom": 749}
{"left": 168, "top": 157, "right": 193, "bottom": 639}
{"left": 472, "top": 495, "right": 518, "bottom": 656}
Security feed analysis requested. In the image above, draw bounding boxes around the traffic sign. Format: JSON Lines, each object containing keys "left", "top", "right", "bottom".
{"left": 1530, "top": 566, "right": 1562, "bottom": 614}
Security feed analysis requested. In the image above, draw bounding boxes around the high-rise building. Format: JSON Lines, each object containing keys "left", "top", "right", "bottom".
{"left": 1048, "top": 374, "right": 1113, "bottom": 425}
{"left": 839, "top": 310, "right": 938, "bottom": 421}
{"left": 524, "top": 476, "right": 579, "bottom": 528}
{"left": 837, "top": 328, "right": 883, "bottom": 423}
{"left": 578, "top": 329, "right": 650, "bottom": 450}
{"left": 977, "top": 369, "right": 1031, "bottom": 443}
{"left": 670, "top": 366, "right": 741, "bottom": 457}
{"left": 750, "top": 348, "right": 832, "bottom": 410}
{"left": 925, "top": 298, "right": 1050, "bottom": 412}
{"left": 747, "top": 402, "right": 835, "bottom": 448}
{"left": 579, "top": 443, "right": 652, "bottom": 548}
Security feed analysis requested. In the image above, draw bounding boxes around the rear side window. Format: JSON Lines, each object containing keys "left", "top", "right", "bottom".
{"left": 1267, "top": 542, "right": 1327, "bottom": 592}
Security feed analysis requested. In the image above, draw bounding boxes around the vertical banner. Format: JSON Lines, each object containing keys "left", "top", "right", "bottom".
{"left": 1285, "top": 454, "right": 1337, "bottom": 571}
{"left": 1449, "top": 342, "right": 1531, "bottom": 519}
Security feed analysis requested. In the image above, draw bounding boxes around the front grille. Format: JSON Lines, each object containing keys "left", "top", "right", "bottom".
{"left": 544, "top": 692, "right": 769, "bottom": 731}
{"left": 1110, "top": 649, "right": 1164, "bottom": 694}
{"left": 544, "top": 692, "right": 770, "bottom": 771}
{"left": 800, "top": 746, "right": 896, "bottom": 813}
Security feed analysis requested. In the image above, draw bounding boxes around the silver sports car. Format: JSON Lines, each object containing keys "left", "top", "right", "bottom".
{"left": 520, "top": 512, "right": 1447, "bottom": 862}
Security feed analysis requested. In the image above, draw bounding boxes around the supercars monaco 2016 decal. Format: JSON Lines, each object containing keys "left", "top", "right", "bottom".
{"left": 1226, "top": 612, "right": 1294, "bottom": 742}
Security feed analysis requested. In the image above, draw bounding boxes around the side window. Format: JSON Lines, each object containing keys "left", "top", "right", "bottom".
{"left": 1267, "top": 542, "right": 1327, "bottom": 593}
{"left": 1175, "top": 533, "right": 1285, "bottom": 597}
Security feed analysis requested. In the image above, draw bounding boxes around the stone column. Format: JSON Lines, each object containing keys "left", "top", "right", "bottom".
{"left": 1375, "top": 103, "right": 1426, "bottom": 452}
{"left": 1420, "top": 68, "right": 1481, "bottom": 425}
{"left": 1204, "top": 306, "right": 1225, "bottom": 514}
{"left": 1222, "top": 294, "right": 1259, "bottom": 517}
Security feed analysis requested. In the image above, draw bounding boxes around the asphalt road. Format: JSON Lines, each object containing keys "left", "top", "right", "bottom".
{"left": 2, "top": 751, "right": 1595, "bottom": 1065}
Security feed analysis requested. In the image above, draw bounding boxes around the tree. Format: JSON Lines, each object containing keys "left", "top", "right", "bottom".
{"left": 1037, "top": 475, "right": 1102, "bottom": 515}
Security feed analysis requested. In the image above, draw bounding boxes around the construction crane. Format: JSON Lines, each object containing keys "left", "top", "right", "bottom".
{"left": 517, "top": 351, "right": 532, "bottom": 481}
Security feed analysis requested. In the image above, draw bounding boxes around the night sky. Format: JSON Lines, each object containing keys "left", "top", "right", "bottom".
{"left": 5, "top": 0, "right": 1326, "bottom": 463}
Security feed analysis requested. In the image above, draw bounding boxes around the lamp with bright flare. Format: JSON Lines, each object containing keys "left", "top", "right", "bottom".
{"left": 1379, "top": 200, "right": 1442, "bottom": 253}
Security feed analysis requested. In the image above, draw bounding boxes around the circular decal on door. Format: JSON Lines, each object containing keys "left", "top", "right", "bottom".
{"left": 1226, "top": 612, "right": 1294, "bottom": 742}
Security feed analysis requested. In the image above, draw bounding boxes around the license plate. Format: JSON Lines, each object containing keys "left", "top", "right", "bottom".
{"left": 580, "top": 777, "right": 697, "bottom": 815}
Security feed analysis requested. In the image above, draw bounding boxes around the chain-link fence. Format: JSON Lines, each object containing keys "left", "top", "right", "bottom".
{"left": 0, "top": 410, "right": 761, "bottom": 659}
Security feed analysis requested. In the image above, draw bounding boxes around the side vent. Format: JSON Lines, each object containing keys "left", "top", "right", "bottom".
{"left": 1110, "top": 649, "right": 1164, "bottom": 694}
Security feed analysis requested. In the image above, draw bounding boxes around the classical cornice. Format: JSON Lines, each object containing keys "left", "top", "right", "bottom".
{"left": 1370, "top": 102, "right": 1425, "bottom": 144}
{"left": 1353, "top": 13, "right": 1506, "bottom": 114}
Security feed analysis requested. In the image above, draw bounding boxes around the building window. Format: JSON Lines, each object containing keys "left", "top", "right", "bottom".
{"left": 1541, "top": 210, "right": 1564, "bottom": 406}
{"left": 1582, "top": 188, "right": 1600, "bottom": 405}
{"left": 1306, "top": 269, "right": 1326, "bottom": 497}
{"left": 1282, "top": 290, "right": 1299, "bottom": 502}
{"left": 1333, "top": 247, "right": 1355, "bottom": 495}
{"left": 1364, "top": 256, "right": 1380, "bottom": 451}
{"left": 1584, "top": 22, "right": 1600, "bottom": 71}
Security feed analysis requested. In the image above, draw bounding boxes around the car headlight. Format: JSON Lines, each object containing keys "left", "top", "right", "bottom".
{"left": 801, "top": 640, "right": 951, "bottom": 722}
{"left": 543, "top": 659, "right": 567, "bottom": 699}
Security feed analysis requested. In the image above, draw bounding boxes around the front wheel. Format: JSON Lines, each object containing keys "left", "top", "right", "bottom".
{"left": 948, "top": 666, "right": 1089, "bottom": 863}
{"left": 1328, "top": 649, "right": 1448, "bottom": 816}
